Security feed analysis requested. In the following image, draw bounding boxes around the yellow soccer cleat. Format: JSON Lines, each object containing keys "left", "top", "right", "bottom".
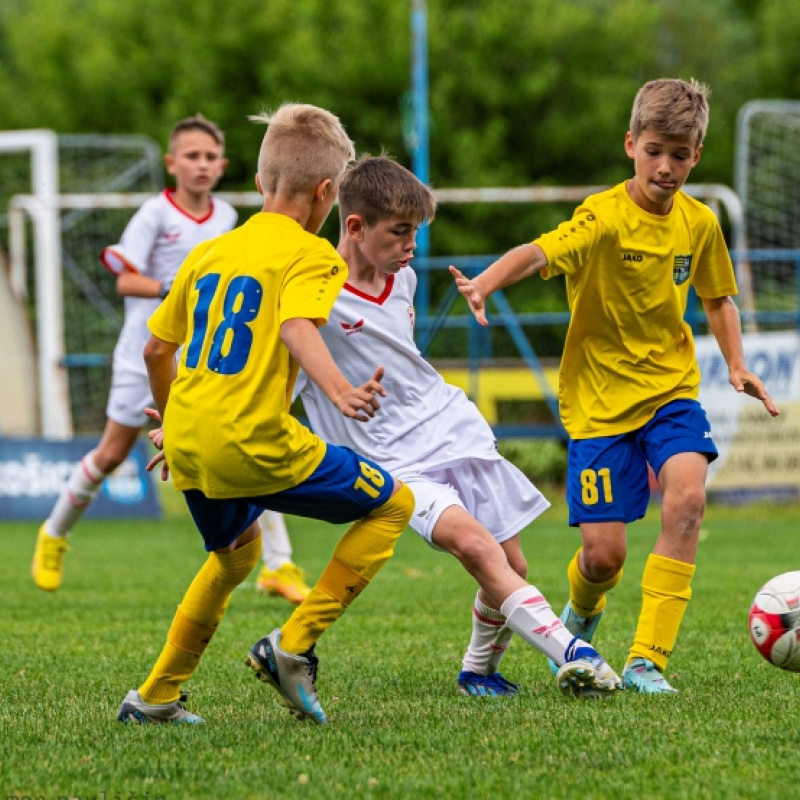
{"left": 256, "top": 562, "right": 312, "bottom": 605}
{"left": 31, "top": 525, "right": 70, "bottom": 592}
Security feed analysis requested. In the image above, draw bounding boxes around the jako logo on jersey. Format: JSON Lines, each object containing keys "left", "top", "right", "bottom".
{"left": 408, "top": 305, "right": 415, "bottom": 329}
{"left": 162, "top": 231, "right": 181, "bottom": 243}
{"left": 341, "top": 319, "right": 365, "bottom": 336}
{"left": 673, "top": 254, "right": 692, "bottom": 285}
{"left": 622, "top": 253, "right": 643, "bottom": 262}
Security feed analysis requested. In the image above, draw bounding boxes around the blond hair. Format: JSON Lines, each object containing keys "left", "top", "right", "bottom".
{"left": 338, "top": 154, "right": 436, "bottom": 228}
{"left": 249, "top": 103, "right": 355, "bottom": 197}
{"left": 630, "top": 78, "right": 710, "bottom": 148}
{"left": 168, "top": 114, "right": 225, "bottom": 153}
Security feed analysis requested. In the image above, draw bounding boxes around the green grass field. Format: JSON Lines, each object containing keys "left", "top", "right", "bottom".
{"left": 2, "top": 488, "right": 800, "bottom": 800}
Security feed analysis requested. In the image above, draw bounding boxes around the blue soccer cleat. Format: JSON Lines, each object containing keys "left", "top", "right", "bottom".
{"left": 457, "top": 670, "right": 520, "bottom": 697}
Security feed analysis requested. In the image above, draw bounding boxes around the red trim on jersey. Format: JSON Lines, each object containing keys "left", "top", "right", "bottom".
{"left": 343, "top": 274, "right": 395, "bottom": 305}
{"left": 99, "top": 246, "right": 139, "bottom": 275}
{"left": 163, "top": 188, "right": 215, "bottom": 224}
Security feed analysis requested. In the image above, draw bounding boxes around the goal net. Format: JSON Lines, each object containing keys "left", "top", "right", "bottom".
{"left": 0, "top": 134, "right": 162, "bottom": 434}
{"left": 735, "top": 100, "right": 800, "bottom": 330}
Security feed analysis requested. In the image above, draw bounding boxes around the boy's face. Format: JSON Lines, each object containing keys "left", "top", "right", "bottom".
{"left": 349, "top": 215, "right": 419, "bottom": 274}
{"left": 624, "top": 129, "right": 701, "bottom": 215}
{"left": 165, "top": 130, "right": 228, "bottom": 195}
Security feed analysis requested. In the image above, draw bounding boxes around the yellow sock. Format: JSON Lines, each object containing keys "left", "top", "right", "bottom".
{"left": 139, "top": 535, "right": 261, "bottom": 704}
{"left": 567, "top": 548, "right": 622, "bottom": 618}
{"left": 628, "top": 553, "right": 695, "bottom": 672}
{"left": 281, "top": 484, "right": 413, "bottom": 654}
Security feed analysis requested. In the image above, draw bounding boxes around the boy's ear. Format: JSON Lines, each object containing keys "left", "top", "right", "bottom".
{"left": 254, "top": 173, "right": 263, "bottom": 195}
{"left": 691, "top": 144, "right": 703, "bottom": 167}
{"left": 314, "top": 178, "right": 333, "bottom": 203}
{"left": 345, "top": 214, "right": 365, "bottom": 240}
{"left": 624, "top": 131, "right": 635, "bottom": 159}
{"left": 164, "top": 152, "right": 176, "bottom": 175}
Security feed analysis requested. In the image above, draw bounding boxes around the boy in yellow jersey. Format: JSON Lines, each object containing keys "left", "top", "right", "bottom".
{"left": 451, "top": 78, "right": 779, "bottom": 694}
{"left": 116, "top": 103, "right": 414, "bottom": 725}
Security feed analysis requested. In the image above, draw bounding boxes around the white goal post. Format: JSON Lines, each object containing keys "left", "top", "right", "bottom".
{"left": 0, "top": 130, "right": 70, "bottom": 438}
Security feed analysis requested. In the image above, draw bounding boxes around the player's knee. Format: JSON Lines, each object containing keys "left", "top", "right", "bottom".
{"left": 582, "top": 544, "right": 626, "bottom": 581}
{"left": 379, "top": 482, "right": 414, "bottom": 530}
{"left": 664, "top": 484, "right": 706, "bottom": 534}
{"left": 214, "top": 534, "right": 262, "bottom": 583}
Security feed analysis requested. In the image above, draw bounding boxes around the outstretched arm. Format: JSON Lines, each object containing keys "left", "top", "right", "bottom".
{"left": 703, "top": 296, "right": 779, "bottom": 417}
{"left": 281, "top": 317, "right": 386, "bottom": 422}
{"left": 449, "top": 243, "right": 548, "bottom": 325}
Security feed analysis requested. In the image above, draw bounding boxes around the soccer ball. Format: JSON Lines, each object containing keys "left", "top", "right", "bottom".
{"left": 748, "top": 571, "right": 800, "bottom": 672}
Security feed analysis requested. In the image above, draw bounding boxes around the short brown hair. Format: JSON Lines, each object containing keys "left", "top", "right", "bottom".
{"left": 338, "top": 154, "right": 436, "bottom": 228}
{"left": 168, "top": 114, "right": 225, "bottom": 153}
{"left": 250, "top": 103, "right": 355, "bottom": 197}
{"left": 630, "top": 78, "right": 710, "bottom": 148}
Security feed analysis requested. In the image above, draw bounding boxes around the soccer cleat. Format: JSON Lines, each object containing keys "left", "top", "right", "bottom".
{"left": 31, "top": 525, "right": 70, "bottom": 592}
{"left": 116, "top": 689, "right": 205, "bottom": 724}
{"left": 622, "top": 657, "right": 678, "bottom": 694}
{"left": 548, "top": 602, "right": 604, "bottom": 676}
{"left": 246, "top": 628, "right": 327, "bottom": 724}
{"left": 255, "top": 562, "right": 312, "bottom": 604}
{"left": 556, "top": 637, "right": 622, "bottom": 699}
{"left": 457, "top": 670, "right": 520, "bottom": 697}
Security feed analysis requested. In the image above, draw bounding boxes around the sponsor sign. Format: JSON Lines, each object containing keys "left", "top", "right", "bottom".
{"left": 0, "top": 437, "right": 161, "bottom": 519}
{"left": 697, "top": 331, "right": 800, "bottom": 502}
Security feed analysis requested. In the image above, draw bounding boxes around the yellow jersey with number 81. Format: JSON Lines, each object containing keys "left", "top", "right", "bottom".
{"left": 148, "top": 212, "right": 347, "bottom": 498}
{"left": 536, "top": 183, "right": 737, "bottom": 439}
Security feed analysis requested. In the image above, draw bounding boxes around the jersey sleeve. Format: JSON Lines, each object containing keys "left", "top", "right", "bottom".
{"left": 100, "top": 197, "right": 162, "bottom": 275}
{"left": 280, "top": 243, "right": 348, "bottom": 327}
{"left": 147, "top": 248, "right": 196, "bottom": 345}
{"left": 690, "top": 214, "right": 738, "bottom": 299}
{"left": 535, "top": 205, "right": 602, "bottom": 280}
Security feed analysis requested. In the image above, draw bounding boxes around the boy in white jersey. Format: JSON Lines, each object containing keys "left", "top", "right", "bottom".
{"left": 297, "top": 155, "right": 621, "bottom": 699}
{"left": 31, "top": 115, "right": 312, "bottom": 602}
{"left": 452, "top": 78, "right": 779, "bottom": 694}
{"left": 31, "top": 115, "right": 233, "bottom": 592}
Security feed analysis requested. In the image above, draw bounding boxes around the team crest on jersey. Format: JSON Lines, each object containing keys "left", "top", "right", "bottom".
{"left": 673, "top": 254, "right": 692, "bottom": 285}
{"left": 341, "top": 318, "right": 365, "bottom": 336}
{"left": 408, "top": 305, "right": 415, "bottom": 329}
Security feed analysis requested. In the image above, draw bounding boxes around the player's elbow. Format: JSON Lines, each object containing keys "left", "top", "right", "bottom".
{"left": 143, "top": 335, "right": 172, "bottom": 368}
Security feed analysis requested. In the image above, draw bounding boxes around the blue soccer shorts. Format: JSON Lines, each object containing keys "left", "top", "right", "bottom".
{"left": 184, "top": 443, "right": 396, "bottom": 551}
{"left": 565, "top": 398, "right": 718, "bottom": 527}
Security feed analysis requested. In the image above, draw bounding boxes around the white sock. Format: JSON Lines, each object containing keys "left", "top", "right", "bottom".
{"left": 461, "top": 592, "right": 514, "bottom": 675}
{"left": 45, "top": 451, "right": 107, "bottom": 537}
{"left": 500, "top": 585, "right": 582, "bottom": 666}
{"left": 258, "top": 510, "right": 292, "bottom": 570}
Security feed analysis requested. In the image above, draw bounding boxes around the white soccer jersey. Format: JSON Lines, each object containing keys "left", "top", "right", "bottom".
{"left": 101, "top": 188, "right": 237, "bottom": 375}
{"left": 296, "top": 266, "right": 501, "bottom": 477}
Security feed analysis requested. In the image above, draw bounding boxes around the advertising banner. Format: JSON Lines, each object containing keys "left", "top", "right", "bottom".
{"left": 697, "top": 331, "right": 800, "bottom": 502}
{"left": 0, "top": 437, "right": 161, "bottom": 520}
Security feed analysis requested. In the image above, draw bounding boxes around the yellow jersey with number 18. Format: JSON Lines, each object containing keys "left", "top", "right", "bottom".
{"left": 148, "top": 212, "right": 347, "bottom": 498}
{"left": 536, "top": 182, "right": 737, "bottom": 440}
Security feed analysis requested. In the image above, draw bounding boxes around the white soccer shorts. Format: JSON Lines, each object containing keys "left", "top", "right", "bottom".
{"left": 399, "top": 457, "right": 550, "bottom": 550}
